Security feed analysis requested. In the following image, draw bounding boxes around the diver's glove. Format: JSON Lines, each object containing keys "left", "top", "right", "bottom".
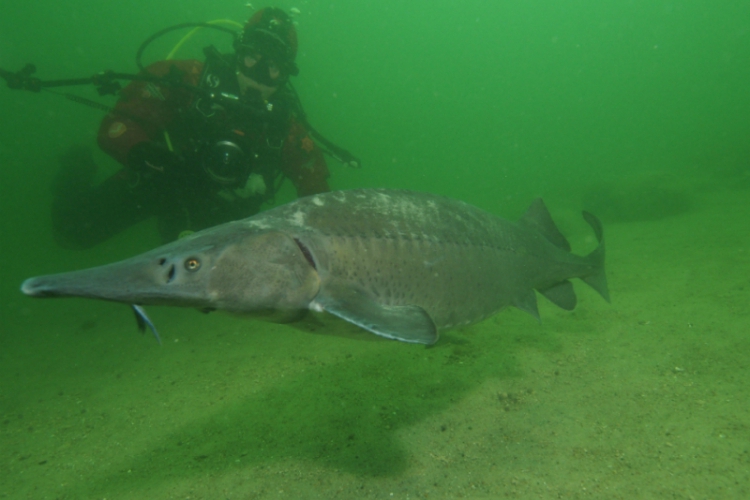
{"left": 126, "top": 142, "right": 184, "bottom": 179}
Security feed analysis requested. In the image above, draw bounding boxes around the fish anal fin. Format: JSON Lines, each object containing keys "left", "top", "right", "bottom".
{"left": 312, "top": 283, "right": 438, "bottom": 345}
{"left": 513, "top": 289, "right": 541, "bottom": 322}
{"left": 539, "top": 280, "right": 577, "bottom": 310}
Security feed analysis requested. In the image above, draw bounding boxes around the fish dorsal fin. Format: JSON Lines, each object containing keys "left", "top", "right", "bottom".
{"left": 311, "top": 282, "right": 438, "bottom": 345}
{"left": 519, "top": 198, "right": 571, "bottom": 252}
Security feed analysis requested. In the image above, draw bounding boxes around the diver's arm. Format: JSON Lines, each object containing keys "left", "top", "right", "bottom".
{"left": 281, "top": 118, "right": 331, "bottom": 197}
{"left": 96, "top": 59, "right": 203, "bottom": 167}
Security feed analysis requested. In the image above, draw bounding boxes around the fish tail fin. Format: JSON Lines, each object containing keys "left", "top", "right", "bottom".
{"left": 521, "top": 200, "right": 609, "bottom": 304}
{"left": 581, "top": 211, "right": 610, "bottom": 303}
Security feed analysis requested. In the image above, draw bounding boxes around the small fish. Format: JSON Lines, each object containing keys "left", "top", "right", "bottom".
{"left": 131, "top": 304, "right": 162, "bottom": 344}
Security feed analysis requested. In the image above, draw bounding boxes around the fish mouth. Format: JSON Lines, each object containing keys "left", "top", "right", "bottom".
{"left": 21, "top": 277, "right": 58, "bottom": 297}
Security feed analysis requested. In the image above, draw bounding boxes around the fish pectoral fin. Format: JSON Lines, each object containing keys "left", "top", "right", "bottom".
{"left": 312, "top": 285, "right": 438, "bottom": 345}
{"left": 538, "top": 280, "right": 577, "bottom": 310}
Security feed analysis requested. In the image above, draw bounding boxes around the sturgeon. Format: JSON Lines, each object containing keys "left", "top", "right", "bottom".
{"left": 21, "top": 189, "right": 609, "bottom": 344}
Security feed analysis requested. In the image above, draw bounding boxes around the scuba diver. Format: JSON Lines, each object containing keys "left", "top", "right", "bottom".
{"left": 45, "top": 8, "right": 336, "bottom": 248}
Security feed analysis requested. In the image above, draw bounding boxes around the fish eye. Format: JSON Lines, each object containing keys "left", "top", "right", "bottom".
{"left": 184, "top": 258, "right": 201, "bottom": 272}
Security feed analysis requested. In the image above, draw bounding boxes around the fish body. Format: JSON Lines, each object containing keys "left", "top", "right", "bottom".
{"left": 21, "top": 189, "right": 608, "bottom": 344}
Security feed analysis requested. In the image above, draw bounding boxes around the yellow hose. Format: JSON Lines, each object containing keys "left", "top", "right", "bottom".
{"left": 162, "top": 19, "right": 243, "bottom": 150}
{"left": 166, "top": 19, "right": 244, "bottom": 60}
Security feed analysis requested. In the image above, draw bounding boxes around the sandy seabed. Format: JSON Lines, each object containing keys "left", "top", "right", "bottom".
{"left": 1, "top": 185, "right": 748, "bottom": 500}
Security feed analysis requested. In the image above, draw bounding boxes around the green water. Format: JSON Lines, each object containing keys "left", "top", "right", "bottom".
{"left": 1, "top": 1, "right": 749, "bottom": 498}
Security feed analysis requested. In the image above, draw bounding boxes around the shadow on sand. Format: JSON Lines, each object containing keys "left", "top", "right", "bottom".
{"left": 62, "top": 319, "right": 559, "bottom": 496}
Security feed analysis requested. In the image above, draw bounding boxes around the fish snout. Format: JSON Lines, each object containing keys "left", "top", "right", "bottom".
{"left": 21, "top": 277, "right": 56, "bottom": 297}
